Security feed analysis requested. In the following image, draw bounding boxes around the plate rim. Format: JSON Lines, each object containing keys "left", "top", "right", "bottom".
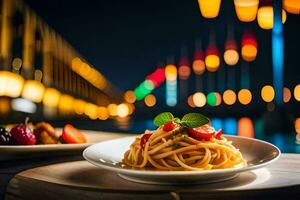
{"left": 83, "top": 135, "right": 281, "bottom": 176}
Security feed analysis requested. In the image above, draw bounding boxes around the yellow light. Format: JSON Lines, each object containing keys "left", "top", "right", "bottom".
{"left": 165, "top": 64, "right": 177, "bottom": 81}
{"left": 42, "top": 88, "right": 61, "bottom": 107}
{"left": 125, "top": 103, "right": 135, "bottom": 115}
{"left": 238, "top": 89, "right": 252, "bottom": 105}
{"left": 74, "top": 99, "right": 87, "bottom": 115}
{"left": 283, "top": 87, "right": 291, "bottom": 103}
{"left": 58, "top": 94, "right": 74, "bottom": 113}
{"left": 261, "top": 85, "right": 275, "bottom": 102}
{"left": 0, "top": 98, "right": 10, "bottom": 115}
{"left": 223, "top": 90, "right": 237, "bottom": 105}
{"left": 234, "top": 0, "right": 259, "bottom": 22}
{"left": 98, "top": 106, "right": 109, "bottom": 120}
{"left": 197, "top": 0, "right": 221, "bottom": 18}
{"left": 257, "top": 7, "right": 287, "bottom": 30}
{"left": 224, "top": 49, "right": 239, "bottom": 66}
{"left": 71, "top": 57, "right": 82, "bottom": 72}
{"left": 192, "top": 60, "right": 205, "bottom": 75}
{"left": 187, "top": 95, "right": 196, "bottom": 108}
{"left": 0, "top": 71, "right": 24, "bottom": 97}
{"left": 193, "top": 92, "right": 206, "bottom": 107}
{"left": 294, "top": 84, "right": 300, "bottom": 101}
{"left": 214, "top": 92, "right": 222, "bottom": 106}
{"left": 124, "top": 90, "right": 136, "bottom": 103}
{"left": 241, "top": 44, "right": 257, "bottom": 62}
{"left": 107, "top": 103, "right": 118, "bottom": 116}
{"left": 117, "top": 103, "right": 129, "bottom": 118}
{"left": 22, "top": 80, "right": 45, "bottom": 103}
{"left": 238, "top": 117, "right": 254, "bottom": 138}
{"left": 144, "top": 94, "right": 156, "bottom": 107}
{"left": 84, "top": 103, "right": 98, "bottom": 120}
{"left": 205, "top": 55, "right": 220, "bottom": 72}
{"left": 284, "top": 0, "right": 300, "bottom": 14}
{"left": 295, "top": 118, "right": 300, "bottom": 134}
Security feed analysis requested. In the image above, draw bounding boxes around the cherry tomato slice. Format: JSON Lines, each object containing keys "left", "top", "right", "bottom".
{"left": 62, "top": 124, "right": 86, "bottom": 144}
{"left": 162, "top": 121, "right": 177, "bottom": 132}
{"left": 140, "top": 133, "right": 152, "bottom": 150}
{"left": 188, "top": 125, "right": 216, "bottom": 141}
{"left": 215, "top": 129, "right": 222, "bottom": 140}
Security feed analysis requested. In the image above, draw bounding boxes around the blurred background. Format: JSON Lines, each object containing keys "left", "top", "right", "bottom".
{"left": 0, "top": 0, "right": 299, "bottom": 152}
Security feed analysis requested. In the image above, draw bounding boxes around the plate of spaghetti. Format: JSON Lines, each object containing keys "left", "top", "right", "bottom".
{"left": 83, "top": 112, "right": 280, "bottom": 185}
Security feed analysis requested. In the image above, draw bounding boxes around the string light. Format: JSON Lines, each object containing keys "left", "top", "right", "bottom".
{"left": 58, "top": 94, "right": 74, "bottom": 114}
{"left": 42, "top": 88, "right": 61, "bottom": 108}
{"left": 98, "top": 106, "right": 109, "bottom": 120}
{"left": 261, "top": 85, "right": 275, "bottom": 102}
{"left": 22, "top": 80, "right": 45, "bottom": 103}
{"left": 117, "top": 103, "right": 129, "bottom": 118}
{"left": 84, "top": 103, "right": 98, "bottom": 120}
{"left": 234, "top": 0, "right": 259, "bottom": 22}
{"left": 73, "top": 99, "right": 87, "bottom": 115}
{"left": 107, "top": 103, "right": 118, "bottom": 117}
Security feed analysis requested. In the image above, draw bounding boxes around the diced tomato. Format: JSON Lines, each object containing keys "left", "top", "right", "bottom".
{"left": 162, "top": 121, "right": 177, "bottom": 132}
{"left": 187, "top": 125, "right": 216, "bottom": 141}
{"left": 215, "top": 129, "right": 222, "bottom": 140}
{"left": 140, "top": 133, "right": 152, "bottom": 150}
{"left": 62, "top": 124, "right": 86, "bottom": 144}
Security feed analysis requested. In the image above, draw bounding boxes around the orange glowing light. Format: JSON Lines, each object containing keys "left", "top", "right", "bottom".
{"left": 284, "top": 0, "right": 300, "bottom": 14}
{"left": 117, "top": 103, "right": 129, "bottom": 118}
{"left": 43, "top": 88, "right": 61, "bottom": 108}
{"left": 98, "top": 106, "right": 109, "bottom": 120}
{"left": 22, "top": 80, "right": 45, "bottom": 103}
{"left": 144, "top": 94, "right": 156, "bottom": 107}
{"left": 0, "top": 71, "right": 24, "bottom": 97}
{"left": 107, "top": 103, "right": 118, "bottom": 116}
{"left": 58, "top": 94, "right": 74, "bottom": 113}
{"left": 257, "top": 7, "right": 287, "bottom": 30}
{"left": 224, "top": 49, "right": 239, "bottom": 66}
{"left": 165, "top": 64, "right": 177, "bottom": 81}
{"left": 238, "top": 117, "right": 254, "bottom": 138}
{"left": 197, "top": 0, "right": 221, "bottom": 18}
{"left": 187, "top": 95, "right": 196, "bottom": 108}
{"left": 234, "top": 0, "right": 259, "bottom": 22}
{"left": 283, "top": 87, "right": 291, "bottom": 103}
{"left": 205, "top": 45, "right": 220, "bottom": 72}
{"left": 192, "top": 60, "right": 205, "bottom": 75}
{"left": 223, "top": 90, "right": 237, "bottom": 105}
{"left": 241, "top": 32, "right": 258, "bottom": 62}
{"left": 74, "top": 99, "right": 87, "bottom": 115}
{"left": 295, "top": 118, "right": 300, "bottom": 134}
{"left": 238, "top": 89, "right": 252, "bottom": 105}
{"left": 0, "top": 98, "right": 10, "bottom": 115}
{"left": 193, "top": 92, "right": 206, "bottom": 107}
{"left": 84, "top": 103, "right": 98, "bottom": 120}
{"left": 124, "top": 90, "right": 136, "bottom": 103}
{"left": 214, "top": 92, "right": 222, "bottom": 106}
{"left": 294, "top": 84, "right": 300, "bottom": 101}
{"left": 261, "top": 85, "right": 275, "bottom": 102}
{"left": 178, "top": 58, "right": 191, "bottom": 80}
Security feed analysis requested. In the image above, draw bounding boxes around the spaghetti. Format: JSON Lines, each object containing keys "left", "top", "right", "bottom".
{"left": 123, "top": 125, "right": 246, "bottom": 171}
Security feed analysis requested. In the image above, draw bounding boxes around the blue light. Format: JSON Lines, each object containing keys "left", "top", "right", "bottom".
{"left": 223, "top": 118, "right": 237, "bottom": 135}
{"left": 211, "top": 118, "right": 223, "bottom": 130}
{"left": 166, "top": 80, "right": 177, "bottom": 106}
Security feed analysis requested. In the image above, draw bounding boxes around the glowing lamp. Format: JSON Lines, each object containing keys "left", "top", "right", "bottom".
{"left": 294, "top": 84, "right": 300, "bottom": 101}
{"left": 165, "top": 64, "right": 177, "bottom": 81}
{"left": 144, "top": 94, "right": 156, "bottom": 107}
{"left": 58, "top": 94, "right": 74, "bottom": 113}
{"left": 74, "top": 99, "right": 87, "bottom": 115}
{"left": 261, "top": 85, "right": 275, "bottom": 102}
{"left": 193, "top": 92, "right": 206, "bottom": 107}
{"left": 238, "top": 117, "right": 254, "bottom": 138}
{"left": 22, "top": 80, "right": 45, "bottom": 103}
{"left": 283, "top": 87, "right": 291, "bottom": 103}
{"left": 224, "top": 40, "right": 239, "bottom": 66}
{"left": 117, "top": 103, "right": 129, "bottom": 118}
{"left": 178, "top": 58, "right": 191, "bottom": 80}
{"left": 205, "top": 45, "right": 220, "bottom": 72}
{"left": 223, "top": 90, "right": 237, "bottom": 105}
{"left": 257, "top": 6, "right": 287, "bottom": 30}
{"left": 284, "top": 0, "right": 300, "bottom": 14}
{"left": 43, "top": 88, "right": 61, "bottom": 108}
{"left": 0, "top": 71, "right": 24, "bottom": 97}
{"left": 241, "top": 32, "right": 258, "bottom": 62}
{"left": 107, "top": 103, "right": 118, "bottom": 116}
{"left": 234, "top": 0, "right": 259, "bottom": 22}
{"left": 98, "top": 106, "right": 109, "bottom": 120}
{"left": 197, "top": 0, "right": 221, "bottom": 18}
{"left": 124, "top": 90, "right": 136, "bottom": 103}
{"left": 238, "top": 89, "right": 252, "bottom": 105}
{"left": 84, "top": 103, "right": 98, "bottom": 120}
{"left": 193, "top": 49, "right": 205, "bottom": 75}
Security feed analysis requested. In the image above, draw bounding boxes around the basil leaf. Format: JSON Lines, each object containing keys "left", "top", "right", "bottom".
{"left": 173, "top": 117, "right": 181, "bottom": 124}
{"left": 153, "top": 112, "right": 174, "bottom": 127}
{"left": 181, "top": 113, "right": 210, "bottom": 128}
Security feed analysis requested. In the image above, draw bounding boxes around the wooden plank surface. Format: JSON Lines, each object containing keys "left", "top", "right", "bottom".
{"left": 5, "top": 154, "right": 300, "bottom": 200}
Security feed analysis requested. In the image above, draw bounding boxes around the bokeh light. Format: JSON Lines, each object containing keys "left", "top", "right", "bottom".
{"left": 261, "top": 85, "right": 275, "bottom": 102}
{"left": 214, "top": 92, "right": 222, "bottom": 106}
{"left": 192, "top": 60, "right": 205, "bottom": 75}
{"left": 0, "top": 71, "right": 24, "bottom": 97}
{"left": 108, "top": 103, "right": 118, "bottom": 117}
{"left": 224, "top": 118, "right": 237, "bottom": 135}
{"left": 205, "top": 55, "right": 220, "bottom": 72}
{"left": 98, "top": 106, "right": 109, "bottom": 120}
{"left": 295, "top": 118, "right": 300, "bottom": 134}
{"left": 12, "top": 58, "right": 22, "bottom": 69}
{"left": 283, "top": 87, "right": 291, "bottom": 103}
{"left": 223, "top": 90, "right": 237, "bottom": 105}
{"left": 124, "top": 90, "right": 136, "bottom": 103}
{"left": 257, "top": 7, "right": 287, "bottom": 30}
{"left": 22, "top": 80, "right": 45, "bottom": 103}
{"left": 43, "top": 88, "right": 61, "bottom": 108}
{"left": 117, "top": 103, "right": 129, "bottom": 118}
{"left": 58, "top": 94, "right": 74, "bottom": 113}
{"left": 206, "top": 92, "right": 217, "bottom": 106}
{"left": 165, "top": 64, "right": 177, "bottom": 81}
{"left": 193, "top": 92, "right": 206, "bottom": 107}
{"left": 187, "top": 95, "right": 196, "bottom": 108}
{"left": 238, "top": 89, "right": 252, "bottom": 105}
{"left": 241, "top": 32, "right": 257, "bottom": 62}
{"left": 197, "top": 0, "right": 221, "bottom": 18}
{"left": 84, "top": 103, "right": 98, "bottom": 120}
{"left": 294, "top": 84, "right": 300, "bottom": 101}
{"left": 73, "top": 99, "right": 87, "bottom": 115}
{"left": 234, "top": 0, "right": 259, "bottom": 22}
{"left": 284, "top": 0, "right": 300, "bottom": 14}
{"left": 224, "top": 49, "right": 239, "bottom": 66}
{"left": 144, "top": 94, "right": 156, "bottom": 107}
{"left": 238, "top": 117, "right": 254, "bottom": 138}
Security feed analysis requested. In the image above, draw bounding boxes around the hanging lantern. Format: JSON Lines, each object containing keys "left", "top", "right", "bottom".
{"left": 192, "top": 49, "right": 205, "bottom": 75}
{"left": 178, "top": 57, "right": 191, "bottom": 80}
{"left": 22, "top": 80, "right": 45, "bottom": 103}
{"left": 234, "top": 0, "right": 259, "bottom": 22}
{"left": 257, "top": 1, "right": 287, "bottom": 30}
{"left": 224, "top": 40, "right": 239, "bottom": 66}
{"left": 0, "top": 71, "right": 24, "bottom": 98}
{"left": 284, "top": 0, "right": 300, "bottom": 14}
{"left": 197, "top": 0, "right": 222, "bottom": 18}
{"left": 205, "top": 45, "right": 220, "bottom": 72}
{"left": 241, "top": 31, "right": 258, "bottom": 62}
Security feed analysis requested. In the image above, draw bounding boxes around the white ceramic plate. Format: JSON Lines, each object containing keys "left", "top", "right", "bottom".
{"left": 0, "top": 130, "right": 131, "bottom": 160}
{"left": 83, "top": 135, "right": 281, "bottom": 185}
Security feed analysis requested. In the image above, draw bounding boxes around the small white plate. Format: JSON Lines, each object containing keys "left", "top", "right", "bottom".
{"left": 0, "top": 130, "right": 131, "bottom": 160}
{"left": 83, "top": 135, "right": 281, "bottom": 185}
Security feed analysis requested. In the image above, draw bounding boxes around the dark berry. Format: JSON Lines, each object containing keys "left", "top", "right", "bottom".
{"left": 0, "top": 127, "right": 13, "bottom": 145}
{"left": 11, "top": 124, "right": 36, "bottom": 145}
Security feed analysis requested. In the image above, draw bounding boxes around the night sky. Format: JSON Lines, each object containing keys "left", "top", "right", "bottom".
{"left": 25, "top": 0, "right": 300, "bottom": 109}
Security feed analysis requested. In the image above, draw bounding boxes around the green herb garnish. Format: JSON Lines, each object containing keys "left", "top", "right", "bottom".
{"left": 153, "top": 112, "right": 174, "bottom": 126}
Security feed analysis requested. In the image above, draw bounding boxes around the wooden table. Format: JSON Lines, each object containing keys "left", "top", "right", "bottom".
{"left": 4, "top": 154, "right": 300, "bottom": 200}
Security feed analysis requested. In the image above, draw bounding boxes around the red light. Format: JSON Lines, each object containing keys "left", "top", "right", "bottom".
{"left": 178, "top": 57, "right": 191, "bottom": 80}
